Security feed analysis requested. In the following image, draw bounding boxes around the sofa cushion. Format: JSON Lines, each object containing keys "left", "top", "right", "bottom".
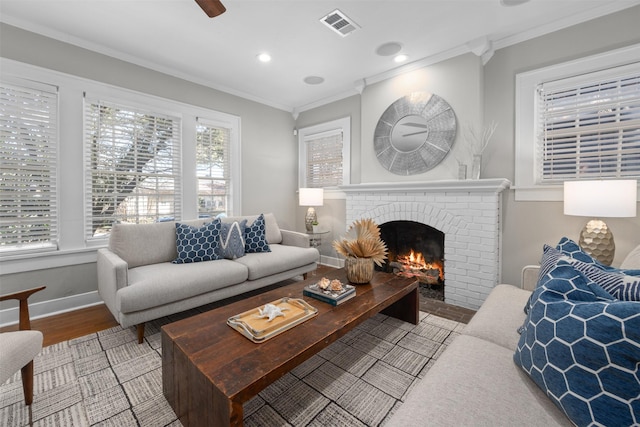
{"left": 118, "top": 259, "right": 248, "bottom": 313}
{"left": 173, "top": 220, "right": 222, "bottom": 264}
{"left": 462, "top": 284, "right": 531, "bottom": 351}
{"left": 109, "top": 218, "right": 206, "bottom": 268}
{"left": 244, "top": 213, "right": 271, "bottom": 253}
{"left": 219, "top": 219, "right": 247, "bottom": 259}
{"left": 514, "top": 258, "right": 640, "bottom": 427}
{"left": 233, "top": 244, "right": 319, "bottom": 281}
{"left": 388, "top": 335, "right": 572, "bottom": 427}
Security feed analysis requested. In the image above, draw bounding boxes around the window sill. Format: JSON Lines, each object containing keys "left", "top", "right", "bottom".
{"left": 513, "top": 185, "right": 563, "bottom": 201}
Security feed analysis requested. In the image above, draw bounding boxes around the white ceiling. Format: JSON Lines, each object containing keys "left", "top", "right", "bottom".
{"left": 1, "top": 0, "right": 639, "bottom": 114}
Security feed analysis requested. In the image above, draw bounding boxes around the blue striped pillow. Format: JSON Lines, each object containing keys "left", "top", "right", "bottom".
{"left": 555, "top": 237, "right": 640, "bottom": 301}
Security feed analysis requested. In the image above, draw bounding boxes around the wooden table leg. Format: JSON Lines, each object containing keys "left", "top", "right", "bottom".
{"left": 382, "top": 286, "right": 419, "bottom": 325}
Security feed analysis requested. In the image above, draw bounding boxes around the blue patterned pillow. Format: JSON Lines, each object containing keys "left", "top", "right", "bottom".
{"left": 514, "top": 259, "right": 640, "bottom": 427}
{"left": 219, "top": 219, "right": 247, "bottom": 259}
{"left": 244, "top": 214, "right": 271, "bottom": 253}
{"left": 553, "top": 238, "right": 640, "bottom": 301}
{"left": 524, "top": 245, "right": 614, "bottom": 315}
{"left": 556, "top": 237, "right": 609, "bottom": 267}
{"left": 172, "top": 220, "right": 222, "bottom": 264}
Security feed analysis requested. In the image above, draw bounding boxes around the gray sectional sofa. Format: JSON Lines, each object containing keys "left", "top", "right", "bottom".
{"left": 388, "top": 244, "right": 640, "bottom": 426}
{"left": 97, "top": 213, "right": 319, "bottom": 342}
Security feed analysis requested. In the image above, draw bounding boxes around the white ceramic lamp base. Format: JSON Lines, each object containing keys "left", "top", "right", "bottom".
{"left": 305, "top": 207, "right": 317, "bottom": 233}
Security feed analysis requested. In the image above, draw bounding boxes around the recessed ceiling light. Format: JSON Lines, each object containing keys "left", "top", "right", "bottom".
{"left": 257, "top": 53, "right": 272, "bottom": 63}
{"left": 394, "top": 54, "right": 408, "bottom": 63}
{"left": 304, "top": 76, "right": 325, "bottom": 85}
{"left": 376, "top": 42, "right": 403, "bottom": 57}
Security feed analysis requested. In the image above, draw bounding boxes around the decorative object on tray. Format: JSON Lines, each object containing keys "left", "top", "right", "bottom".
{"left": 303, "top": 277, "right": 356, "bottom": 306}
{"left": 333, "top": 218, "right": 388, "bottom": 284}
{"left": 255, "top": 303, "right": 289, "bottom": 321}
{"left": 227, "top": 298, "right": 317, "bottom": 343}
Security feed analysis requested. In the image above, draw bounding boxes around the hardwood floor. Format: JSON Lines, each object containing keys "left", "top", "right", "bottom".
{"left": 1, "top": 265, "right": 475, "bottom": 347}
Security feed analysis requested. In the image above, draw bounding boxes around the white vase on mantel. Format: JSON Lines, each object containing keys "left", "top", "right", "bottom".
{"left": 470, "top": 154, "right": 482, "bottom": 180}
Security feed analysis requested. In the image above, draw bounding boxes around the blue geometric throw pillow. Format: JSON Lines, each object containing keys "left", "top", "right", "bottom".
{"left": 172, "top": 219, "right": 222, "bottom": 264}
{"left": 244, "top": 214, "right": 271, "bottom": 253}
{"left": 524, "top": 245, "right": 614, "bottom": 315}
{"left": 554, "top": 238, "right": 640, "bottom": 301}
{"left": 556, "top": 236, "right": 609, "bottom": 267}
{"left": 514, "top": 259, "right": 640, "bottom": 427}
{"left": 219, "top": 219, "right": 247, "bottom": 259}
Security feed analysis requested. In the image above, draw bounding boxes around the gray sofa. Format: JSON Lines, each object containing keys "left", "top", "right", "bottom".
{"left": 97, "top": 213, "right": 319, "bottom": 342}
{"left": 388, "top": 245, "right": 640, "bottom": 426}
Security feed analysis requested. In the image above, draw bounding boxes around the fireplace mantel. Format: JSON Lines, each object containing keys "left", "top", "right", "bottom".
{"left": 340, "top": 178, "right": 511, "bottom": 194}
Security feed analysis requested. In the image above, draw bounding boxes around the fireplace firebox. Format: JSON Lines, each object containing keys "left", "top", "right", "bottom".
{"left": 377, "top": 220, "right": 445, "bottom": 300}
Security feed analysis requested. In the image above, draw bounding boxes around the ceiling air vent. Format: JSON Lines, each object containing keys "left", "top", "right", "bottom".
{"left": 320, "top": 9, "right": 360, "bottom": 37}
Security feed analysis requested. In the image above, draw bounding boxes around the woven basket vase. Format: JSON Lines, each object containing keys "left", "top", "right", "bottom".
{"left": 344, "top": 257, "right": 374, "bottom": 284}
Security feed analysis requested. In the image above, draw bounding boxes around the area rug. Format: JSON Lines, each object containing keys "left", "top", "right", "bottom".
{"left": 0, "top": 307, "right": 464, "bottom": 427}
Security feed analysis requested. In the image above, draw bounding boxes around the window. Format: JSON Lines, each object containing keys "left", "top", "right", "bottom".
{"left": 298, "top": 117, "right": 350, "bottom": 188}
{"left": 539, "top": 64, "right": 640, "bottom": 182}
{"left": 0, "top": 79, "right": 58, "bottom": 254}
{"left": 196, "top": 119, "right": 232, "bottom": 218}
{"left": 515, "top": 44, "right": 640, "bottom": 201}
{"left": 84, "top": 97, "right": 181, "bottom": 239}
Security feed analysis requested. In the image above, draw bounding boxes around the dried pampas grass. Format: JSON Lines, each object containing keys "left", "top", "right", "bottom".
{"left": 332, "top": 218, "right": 388, "bottom": 267}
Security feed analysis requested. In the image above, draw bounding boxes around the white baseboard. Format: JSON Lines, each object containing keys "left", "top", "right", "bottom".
{"left": 320, "top": 255, "right": 343, "bottom": 268}
{"left": 0, "top": 290, "right": 103, "bottom": 328}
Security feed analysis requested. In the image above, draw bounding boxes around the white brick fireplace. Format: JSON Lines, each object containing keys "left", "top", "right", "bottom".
{"left": 341, "top": 179, "right": 511, "bottom": 310}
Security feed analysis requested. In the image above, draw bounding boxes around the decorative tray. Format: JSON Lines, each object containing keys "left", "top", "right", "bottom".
{"left": 227, "top": 297, "right": 318, "bottom": 343}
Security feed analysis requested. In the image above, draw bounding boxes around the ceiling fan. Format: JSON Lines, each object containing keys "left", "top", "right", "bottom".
{"left": 195, "top": 0, "right": 226, "bottom": 17}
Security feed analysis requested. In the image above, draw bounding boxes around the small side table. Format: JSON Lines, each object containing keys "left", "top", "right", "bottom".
{"left": 308, "top": 230, "right": 330, "bottom": 248}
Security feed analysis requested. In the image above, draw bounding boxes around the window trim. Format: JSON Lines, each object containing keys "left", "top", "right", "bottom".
{"left": 298, "top": 116, "right": 351, "bottom": 189}
{"left": 514, "top": 43, "right": 640, "bottom": 201}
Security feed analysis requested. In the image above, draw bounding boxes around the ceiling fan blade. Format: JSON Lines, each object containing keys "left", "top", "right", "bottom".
{"left": 195, "top": 0, "right": 226, "bottom": 18}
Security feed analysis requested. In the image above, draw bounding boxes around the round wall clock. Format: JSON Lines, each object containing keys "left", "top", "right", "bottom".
{"left": 374, "top": 92, "right": 457, "bottom": 175}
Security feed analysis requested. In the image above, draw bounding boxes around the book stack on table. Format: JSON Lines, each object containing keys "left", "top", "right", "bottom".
{"left": 303, "top": 278, "right": 356, "bottom": 306}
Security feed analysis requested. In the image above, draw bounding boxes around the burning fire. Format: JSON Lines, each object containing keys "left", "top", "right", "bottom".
{"left": 395, "top": 250, "right": 444, "bottom": 282}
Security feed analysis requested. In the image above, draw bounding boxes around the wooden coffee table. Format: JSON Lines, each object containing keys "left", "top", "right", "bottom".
{"left": 161, "top": 268, "right": 418, "bottom": 427}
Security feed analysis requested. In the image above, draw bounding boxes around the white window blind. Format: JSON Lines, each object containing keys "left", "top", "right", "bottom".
{"left": 305, "top": 129, "right": 344, "bottom": 188}
{"left": 196, "top": 119, "right": 231, "bottom": 217}
{"left": 84, "top": 97, "right": 181, "bottom": 239}
{"left": 0, "top": 79, "right": 58, "bottom": 253}
{"left": 538, "top": 62, "right": 640, "bottom": 182}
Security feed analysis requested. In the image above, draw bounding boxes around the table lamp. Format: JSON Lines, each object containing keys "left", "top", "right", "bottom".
{"left": 299, "top": 188, "right": 324, "bottom": 233}
{"left": 564, "top": 180, "right": 637, "bottom": 265}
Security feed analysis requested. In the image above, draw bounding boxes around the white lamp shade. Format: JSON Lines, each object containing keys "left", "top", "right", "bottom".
{"left": 564, "top": 180, "right": 637, "bottom": 218}
{"left": 299, "top": 188, "right": 324, "bottom": 207}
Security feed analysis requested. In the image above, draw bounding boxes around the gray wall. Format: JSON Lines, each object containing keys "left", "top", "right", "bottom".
{"left": 297, "top": 6, "right": 640, "bottom": 285}
{"left": 0, "top": 24, "right": 297, "bottom": 309}
{"left": 484, "top": 6, "right": 640, "bottom": 284}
